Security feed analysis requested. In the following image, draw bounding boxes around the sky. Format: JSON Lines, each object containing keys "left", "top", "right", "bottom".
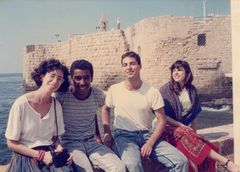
{"left": 0, "top": 0, "right": 230, "bottom": 73}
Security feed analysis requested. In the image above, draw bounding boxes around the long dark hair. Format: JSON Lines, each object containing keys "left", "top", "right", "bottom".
{"left": 170, "top": 60, "right": 193, "bottom": 94}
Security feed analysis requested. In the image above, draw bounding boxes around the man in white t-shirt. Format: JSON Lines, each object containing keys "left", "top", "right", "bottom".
{"left": 102, "top": 51, "right": 188, "bottom": 172}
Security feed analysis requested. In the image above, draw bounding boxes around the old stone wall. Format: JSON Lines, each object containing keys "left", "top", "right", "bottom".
{"left": 23, "top": 15, "right": 231, "bottom": 100}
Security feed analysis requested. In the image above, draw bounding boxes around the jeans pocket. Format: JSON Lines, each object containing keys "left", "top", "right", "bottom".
{"left": 113, "top": 129, "right": 122, "bottom": 139}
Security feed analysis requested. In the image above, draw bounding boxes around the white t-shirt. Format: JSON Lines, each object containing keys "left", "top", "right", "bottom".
{"left": 5, "top": 95, "right": 65, "bottom": 148}
{"left": 179, "top": 88, "right": 191, "bottom": 116}
{"left": 106, "top": 81, "right": 164, "bottom": 131}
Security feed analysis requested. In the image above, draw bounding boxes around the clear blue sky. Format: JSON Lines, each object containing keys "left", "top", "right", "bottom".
{"left": 0, "top": 0, "right": 230, "bottom": 73}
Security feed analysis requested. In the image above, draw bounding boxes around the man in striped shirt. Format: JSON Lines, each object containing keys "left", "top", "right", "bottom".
{"left": 56, "top": 59, "right": 125, "bottom": 172}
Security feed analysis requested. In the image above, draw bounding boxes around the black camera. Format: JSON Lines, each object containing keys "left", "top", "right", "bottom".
{"left": 51, "top": 148, "right": 70, "bottom": 168}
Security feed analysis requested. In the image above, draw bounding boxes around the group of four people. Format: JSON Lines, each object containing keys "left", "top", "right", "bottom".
{"left": 5, "top": 51, "right": 239, "bottom": 172}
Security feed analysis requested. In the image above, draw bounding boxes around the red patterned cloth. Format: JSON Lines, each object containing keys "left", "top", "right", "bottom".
{"left": 165, "top": 126, "right": 219, "bottom": 172}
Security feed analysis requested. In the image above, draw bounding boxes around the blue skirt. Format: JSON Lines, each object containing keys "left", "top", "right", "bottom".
{"left": 6, "top": 151, "right": 72, "bottom": 172}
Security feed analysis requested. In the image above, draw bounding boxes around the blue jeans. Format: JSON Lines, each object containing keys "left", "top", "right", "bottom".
{"left": 113, "top": 129, "right": 188, "bottom": 172}
{"left": 63, "top": 138, "right": 126, "bottom": 172}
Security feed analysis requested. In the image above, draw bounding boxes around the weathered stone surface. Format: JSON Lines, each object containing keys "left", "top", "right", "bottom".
{"left": 1, "top": 124, "right": 234, "bottom": 171}
{"left": 23, "top": 15, "right": 232, "bottom": 100}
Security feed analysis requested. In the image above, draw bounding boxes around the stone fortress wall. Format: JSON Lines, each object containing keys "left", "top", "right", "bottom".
{"left": 23, "top": 15, "right": 231, "bottom": 100}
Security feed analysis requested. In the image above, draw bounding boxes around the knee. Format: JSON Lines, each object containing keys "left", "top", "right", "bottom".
{"left": 117, "top": 162, "right": 126, "bottom": 172}
{"left": 106, "top": 161, "right": 126, "bottom": 172}
{"left": 112, "top": 162, "right": 126, "bottom": 172}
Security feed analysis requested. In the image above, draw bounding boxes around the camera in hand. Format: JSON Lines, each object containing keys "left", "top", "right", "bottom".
{"left": 51, "top": 148, "right": 70, "bottom": 168}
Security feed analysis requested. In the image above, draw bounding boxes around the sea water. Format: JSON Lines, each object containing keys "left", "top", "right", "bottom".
{"left": 0, "top": 73, "right": 24, "bottom": 165}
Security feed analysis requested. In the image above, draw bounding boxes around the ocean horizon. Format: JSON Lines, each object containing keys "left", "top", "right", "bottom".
{"left": 0, "top": 72, "right": 22, "bottom": 74}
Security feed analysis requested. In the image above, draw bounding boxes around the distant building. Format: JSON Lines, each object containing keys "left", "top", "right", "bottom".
{"left": 117, "top": 17, "right": 121, "bottom": 29}
{"left": 99, "top": 14, "right": 108, "bottom": 31}
{"left": 23, "top": 15, "right": 231, "bottom": 101}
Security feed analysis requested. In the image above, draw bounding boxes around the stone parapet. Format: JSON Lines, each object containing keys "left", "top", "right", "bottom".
{"left": 197, "top": 124, "right": 234, "bottom": 156}
{"left": 0, "top": 124, "right": 234, "bottom": 171}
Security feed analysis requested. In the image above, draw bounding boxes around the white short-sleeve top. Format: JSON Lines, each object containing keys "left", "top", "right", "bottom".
{"left": 5, "top": 94, "right": 65, "bottom": 148}
{"left": 106, "top": 81, "right": 164, "bottom": 131}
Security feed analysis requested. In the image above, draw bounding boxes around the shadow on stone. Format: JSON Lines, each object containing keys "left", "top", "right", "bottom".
{"left": 199, "top": 132, "right": 229, "bottom": 140}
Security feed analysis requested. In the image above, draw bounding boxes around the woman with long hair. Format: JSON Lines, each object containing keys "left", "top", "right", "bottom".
{"left": 5, "top": 58, "right": 72, "bottom": 171}
{"left": 160, "top": 60, "right": 239, "bottom": 172}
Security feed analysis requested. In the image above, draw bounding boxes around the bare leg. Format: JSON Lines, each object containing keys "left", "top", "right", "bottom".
{"left": 208, "top": 149, "right": 239, "bottom": 172}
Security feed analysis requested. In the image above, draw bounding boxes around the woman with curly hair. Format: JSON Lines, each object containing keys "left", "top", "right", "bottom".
{"left": 5, "top": 58, "right": 72, "bottom": 171}
{"left": 160, "top": 60, "right": 239, "bottom": 172}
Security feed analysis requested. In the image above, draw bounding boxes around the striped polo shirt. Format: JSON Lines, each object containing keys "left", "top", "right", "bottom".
{"left": 56, "top": 87, "right": 105, "bottom": 141}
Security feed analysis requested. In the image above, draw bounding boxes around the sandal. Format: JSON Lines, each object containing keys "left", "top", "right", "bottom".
{"left": 224, "top": 159, "right": 230, "bottom": 169}
{"left": 223, "top": 159, "right": 240, "bottom": 172}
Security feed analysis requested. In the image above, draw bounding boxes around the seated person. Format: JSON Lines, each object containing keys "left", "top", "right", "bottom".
{"left": 5, "top": 58, "right": 72, "bottom": 171}
{"left": 56, "top": 59, "right": 125, "bottom": 172}
{"left": 102, "top": 51, "right": 188, "bottom": 172}
{"left": 160, "top": 60, "right": 239, "bottom": 172}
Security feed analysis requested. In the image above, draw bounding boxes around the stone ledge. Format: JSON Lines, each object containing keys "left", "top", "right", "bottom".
{"left": 197, "top": 124, "right": 234, "bottom": 156}
{"left": 0, "top": 124, "right": 234, "bottom": 172}
{"left": 141, "top": 124, "right": 234, "bottom": 171}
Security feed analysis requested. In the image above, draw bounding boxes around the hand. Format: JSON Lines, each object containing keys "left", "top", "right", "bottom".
{"left": 174, "top": 132, "right": 182, "bottom": 140}
{"left": 102, "top": 133, "right": 113, "bottom": 148}
{"left": 42, "top": 151, "right": 52, "bottom": 166}
{"left": 55, "top": 145, "right": 64, "bottom": 153}
{"left": 66, "top": 153, "right": 73, "bottom": 165}
{"left": 141, "top": 142, "right": 153, "bottom": 158}
{"left": 174, "top": 125, "right": 194, "bottom": 140}
{"left": 94, "top": 135, "right": 102, "bottom": 144}
{"left": 179, "top": 123, "right": 193, "bottom": 130}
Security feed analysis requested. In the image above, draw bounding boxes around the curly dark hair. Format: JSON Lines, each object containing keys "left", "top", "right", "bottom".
{"left": 31, "top": 58, "right": 69, "bottom": 92}
{"left": 170, "top": 60, "right": 193, "bottom": 94}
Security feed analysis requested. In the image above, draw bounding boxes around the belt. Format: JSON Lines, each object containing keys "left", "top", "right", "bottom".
{"left": 63, "top": 135, "right": 94, "bottom": 142}
{"left": 115, "top": 128, "right": 149, "bottom": 133}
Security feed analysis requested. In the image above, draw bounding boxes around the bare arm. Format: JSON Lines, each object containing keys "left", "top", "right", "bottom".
{"left": 147, "top": 107, "right": 166, "bottom": 144}
{"left": 7, "top": 139, "right": 52, "bottom": 165}
{"left": 94, "top": 114, "right": 102, "bottom": 143}
{"left": 165, "top": 115, "right": 194, "bottom": 130}
{"left": 165, "top": 115, "right": 185, "bottom": 127}
{"left": 101, "top": 104, "right": 113, "bottom": 147}
{"left": 141, "top": 107, "right": 166, "bottom": 158}
{"left": 7, "top": 139, "right": 38, "bottom": 158}
{"left": 190, "top": 119, "right": 197, "bottom": 131}
{"left": 54, "top": 138, "right": 64, "bottom": 152}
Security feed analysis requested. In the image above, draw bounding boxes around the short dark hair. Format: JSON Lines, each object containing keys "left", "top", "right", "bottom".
{"left": 70, "top": 59, "right": 94, "bottom": 78}
{"left": 170, "top": 60, "right": 193, "bottom": 94}
{"left": 121, "top": 51, "right": 141, "bottom": 65}
{"left": 31, "top": 58, "right": 69, "bottom": 92}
